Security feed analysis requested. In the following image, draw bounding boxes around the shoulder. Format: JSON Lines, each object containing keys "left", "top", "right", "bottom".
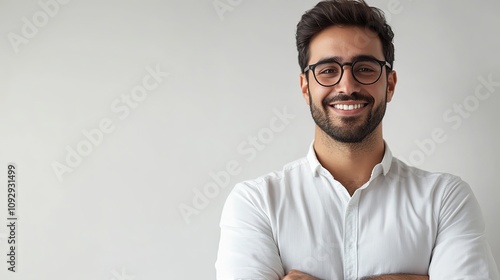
{"left": 391, "top": 156, "right": 461, "bottom": 181}
{"left": 230, "top": 156, "right": 311, "bottom": 199}
{"left": 221, "top": 157, "right": 310, "bottom": 224}
{"left": 389, "top": 156, "right": 472, "bottom": 195}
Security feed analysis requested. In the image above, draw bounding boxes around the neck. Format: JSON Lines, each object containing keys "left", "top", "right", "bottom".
{"left": 313, "top": 125, "right": 385, "bottom": 195}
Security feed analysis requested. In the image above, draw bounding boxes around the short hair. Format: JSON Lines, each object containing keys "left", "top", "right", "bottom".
{"left": 296, "top": 0, "right": 395, "bottom": 73}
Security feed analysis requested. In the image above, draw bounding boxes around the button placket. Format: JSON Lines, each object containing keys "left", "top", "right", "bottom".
{"left": 343, "top": 192, "right": 360, "bottom": 280}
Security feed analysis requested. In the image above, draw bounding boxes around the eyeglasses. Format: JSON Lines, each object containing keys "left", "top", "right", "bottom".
{"left": 303, "top": 58, "right": 392, "bottom": 87}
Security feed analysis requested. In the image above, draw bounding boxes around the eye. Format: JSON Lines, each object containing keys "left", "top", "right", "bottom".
{"left": 319, "top": 68, "right": 338, "bottom": 74}
{"left": 357, "top": 67, "right": 376, "bottom": 72}
{"left": 355, "top": 64, "right": 377, "bottom": 72}
{"left": 354, "top": 61, "right": 379, "bottom": 75}
{"left": 316, "top": 63, "right": 341, "bottom": 76}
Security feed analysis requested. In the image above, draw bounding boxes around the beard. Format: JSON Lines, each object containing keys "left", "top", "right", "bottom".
{"left": 309, "top": 91, "right": 387, "bottom": 143}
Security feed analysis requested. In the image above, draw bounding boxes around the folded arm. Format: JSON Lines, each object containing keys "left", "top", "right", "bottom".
{"left": 360, "top": 274, "right": 428, "bottom": 280}
{"left": 283, "top": 270, "right": 427, "bottom": 280}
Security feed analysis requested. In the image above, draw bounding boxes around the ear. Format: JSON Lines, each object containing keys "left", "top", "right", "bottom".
{"left": 300, "top": 73, "right": 310, "bottom": 105}
{"left": 386, "top": 70, "right": 397, "bottom": 102}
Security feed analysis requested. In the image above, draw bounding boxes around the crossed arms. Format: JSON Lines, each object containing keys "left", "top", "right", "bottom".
{"left": 283, "top": 270, "right": 428, "bottom": 279}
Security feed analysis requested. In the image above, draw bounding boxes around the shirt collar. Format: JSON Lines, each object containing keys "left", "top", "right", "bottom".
{"left": 380, "top": 142, "right": 393, "bottom": 176}
{"left": 306, "top": 141, "right": 323, "bottom": 176}
{"left": 306, "top": 140, "right": 393, "bottom": 178}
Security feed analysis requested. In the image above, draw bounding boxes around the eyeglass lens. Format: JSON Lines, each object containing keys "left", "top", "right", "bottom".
{"left": 313, "top": 59, "right": 383, "bottom": 86}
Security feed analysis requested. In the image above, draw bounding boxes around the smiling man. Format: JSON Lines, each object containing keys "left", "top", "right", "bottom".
{"left": 215, "top": 1, "right": 500, "bottom": 279}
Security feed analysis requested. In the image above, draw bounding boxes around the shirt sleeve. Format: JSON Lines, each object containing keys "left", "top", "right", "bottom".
{"left": 429, "top": 177, "right": 500, "bottom": 280}
{"left": 215, "top": 182, "right": 284, "bottom": 280}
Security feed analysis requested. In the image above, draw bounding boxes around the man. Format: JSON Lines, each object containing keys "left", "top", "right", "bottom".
{"left": 215, "top": 0, "right": 500, "bottom": 279}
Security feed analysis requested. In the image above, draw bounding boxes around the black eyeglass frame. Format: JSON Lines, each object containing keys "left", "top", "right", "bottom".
{"left": 303, "top": 58, "right": 392, "bottom": 87}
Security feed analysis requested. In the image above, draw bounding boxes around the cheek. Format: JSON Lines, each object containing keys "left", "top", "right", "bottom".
{"left": 309, "top": 85, "right": 331, "bottom": 103}
{"left": 370, "top": 84, "right": 389, "bottom": 102}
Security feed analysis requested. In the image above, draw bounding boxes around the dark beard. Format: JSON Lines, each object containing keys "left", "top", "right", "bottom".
{"left": 309, "top": 91, "right": 387, "bottom": 143}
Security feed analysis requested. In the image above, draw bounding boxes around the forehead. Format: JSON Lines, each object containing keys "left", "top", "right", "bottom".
{"left": 308, "top": 25, "right": 384, "bottom": 63}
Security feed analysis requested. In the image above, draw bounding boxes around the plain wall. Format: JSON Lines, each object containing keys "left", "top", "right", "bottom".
{"left": 0, "top": 0, "right": 498, "bottom": 279}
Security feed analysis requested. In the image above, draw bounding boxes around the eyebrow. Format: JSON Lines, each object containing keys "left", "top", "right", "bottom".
{"left": 313, "top": 54, "right": 382, "bottom": 65}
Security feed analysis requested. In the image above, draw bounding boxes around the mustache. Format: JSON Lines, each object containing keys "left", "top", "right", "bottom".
{"left": 322, "top": 93, "right": 374, "bottom": 106}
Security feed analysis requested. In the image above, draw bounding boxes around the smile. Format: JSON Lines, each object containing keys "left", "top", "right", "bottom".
{"left": 331, "top": 103, "right": 366, "bottom": 111}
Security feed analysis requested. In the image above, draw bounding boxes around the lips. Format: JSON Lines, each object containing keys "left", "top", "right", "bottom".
{"left": 324, "top": 93, "right": 373, "bottom": 114}
{"left": 331, "top": 103, "right": 366, "bottom": 110}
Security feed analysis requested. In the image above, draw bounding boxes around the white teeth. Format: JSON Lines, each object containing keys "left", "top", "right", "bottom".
{"left": 332, "top": 104, "right": 365, "bottom": 110}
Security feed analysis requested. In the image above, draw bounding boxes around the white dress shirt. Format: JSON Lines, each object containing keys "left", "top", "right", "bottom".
{"left": 215, "top": 143, "right": 500, "bottom": 280}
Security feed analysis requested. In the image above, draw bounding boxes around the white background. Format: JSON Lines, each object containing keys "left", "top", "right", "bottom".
{"left": 0, "top": 0, "right": 499, "bottom": 279}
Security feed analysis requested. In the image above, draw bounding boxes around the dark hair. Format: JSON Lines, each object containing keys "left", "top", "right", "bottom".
{"left": 296, "top": 0, "right": 395, "bottom": 73}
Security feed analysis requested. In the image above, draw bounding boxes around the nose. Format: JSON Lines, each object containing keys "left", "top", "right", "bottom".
{"left": 336, "top": 65, "right": 360, "bottom": 95}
